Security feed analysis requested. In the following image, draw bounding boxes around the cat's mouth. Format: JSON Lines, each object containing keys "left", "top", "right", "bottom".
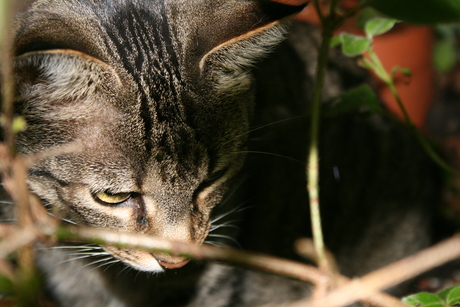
{"left": 103, "top": 246, "right": 190, "bottom": 272}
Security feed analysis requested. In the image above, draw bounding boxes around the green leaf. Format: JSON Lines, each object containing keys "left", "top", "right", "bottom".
{"left": 330, "top": 35, "right": 342, "bottom": 48}
{"left": 12, "top": 117, "right": 27, "bottom": 134}
{"left": 438, "top": 287, "right": 453, "bottom": 301}
{"left": 367, "top": 0, "right": 460, "bottom": 24}
{"left": 365, "top": 18, "right": 397, "bottom": 38}
{"left": 328, "top": 85, "right": 382, "bottom": 115}
{"left": 0, "top": 275, "right": 14, "bottom": 294}
{"left": 433, "top": 36, "right": 457, "bottom": 73}
{"left": 401, "top": 68, "right": 412, "bottom": 77}
{"left": 355, "top": 7, "right": 382, "bottom": 29}
{"left": 402, "top": 292, "right": 445, "bottom": 307}
{"left": 339, "top": 33, "right": 371, "bottom": 57}
{"left": 444, "top": 286, "right": 460, "bottom": 305}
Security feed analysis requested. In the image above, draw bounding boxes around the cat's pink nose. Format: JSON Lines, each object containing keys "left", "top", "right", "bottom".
{"left": 158, "top": 259, "right": 190, "bottom": 269}
{"left": 153, "top": 253, "right": 191, "bottom": 269}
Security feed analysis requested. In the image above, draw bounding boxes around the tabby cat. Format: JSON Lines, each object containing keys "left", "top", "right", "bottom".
{"left": 2, "top": 0, "right": 443, "bottom": 306}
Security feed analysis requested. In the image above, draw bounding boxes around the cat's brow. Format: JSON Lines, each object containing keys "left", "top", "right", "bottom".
{"left": 29, "top": 170, "right": 70, "bottom": 187}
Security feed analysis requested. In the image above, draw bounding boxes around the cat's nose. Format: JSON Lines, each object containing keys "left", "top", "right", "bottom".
{"left": 154, "top": 254, "right": 190, "bottom": 269}
{"left": 158, "top": 259, "right": 190, "bottom": 269}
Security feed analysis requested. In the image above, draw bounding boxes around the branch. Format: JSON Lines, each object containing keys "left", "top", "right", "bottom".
{"left": 0, "top": 226, "right": 37, "bottom": 259}
{"left": 292, "top": 234, "right": 460, "bottom": 307}
{"left": 0, "top": 219, "right": 408, "bottom": 307}
{"left": 56, "top": 225, "right": 329, "bottom": 285}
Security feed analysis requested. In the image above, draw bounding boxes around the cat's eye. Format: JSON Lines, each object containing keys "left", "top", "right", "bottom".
{"left": 204, "top": 168, "right": 228, "bottom": 185}
{"left": 95, "top": 191, "right": 132, "bottom": 204}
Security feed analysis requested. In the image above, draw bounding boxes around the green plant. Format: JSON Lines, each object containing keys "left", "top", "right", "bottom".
{"left": 403, "top": 286, "right": 460, "bottom": 307}
{"left": 306, "top": 0, "right": 460, "bottom": 304}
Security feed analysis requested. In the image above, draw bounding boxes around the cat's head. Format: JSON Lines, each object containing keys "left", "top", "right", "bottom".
{"left": 12, "top": 0, "right": 305, "bottom": 271}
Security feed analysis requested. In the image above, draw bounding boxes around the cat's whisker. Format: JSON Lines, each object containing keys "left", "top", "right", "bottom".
{"left": 204, "top": 241, "right": 230, "bottom": 248}
{"left": 211, "top": 203, "right": 248, "bottom": 225}
{"left": 209, "top": 221, "right": 239, "bottom": 232}
{"left": 220, "top": 114, "right": 307, "bottom": 147}
{"left": 80, "top": 256, "right": 115, "bottom": 270}
{"left": 215, "top": 175, "right": 247, "bottom": 209}
{"left": 59, "top": 217, "right": 78, "bottom": 225}
{"left": 116, "top": 263, "right": 134, "bottom": 279}
{"left": 0, "top": 200, "right": 14, "bottom": 205}
{"left": 59, "top": 253, "right": 109, "bottom": 265}
{"left": 62, "top": 251, "right": 111, "bottom": 257}
{"left": 91, "top": 258, "right": 121, "bottom": 272}
{"left": 101, "top": 260, "right": 121, "bottom": 273}
{"left": 42, "top": 201, "right": 79, "bottom": 225}
{"left": 43, "top": 245, "right": 102, "bottom": 251}
{"left": 206, "top": 234, "right": 241, "bottom": 248}
{"left": 232, "top": 150, "right": 305, "bottom": 165}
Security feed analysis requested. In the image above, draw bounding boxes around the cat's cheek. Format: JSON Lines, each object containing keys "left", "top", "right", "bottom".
{"left": 196, "top": 186, "right": 214, "bottom": 207}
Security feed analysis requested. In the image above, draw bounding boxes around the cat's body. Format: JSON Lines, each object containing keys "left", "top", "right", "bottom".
{"left": 1, "top": 0, "right": 443, "bottom": 306}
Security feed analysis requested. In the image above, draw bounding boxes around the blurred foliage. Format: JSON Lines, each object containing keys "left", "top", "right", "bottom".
{"left": 433, "top": 25, "right": 460, "bottom": 73}
{"left": 403, "top": 285, "right": 460, "bottom": 307}
{"left": 367, "top": 0, "right": 460, "bottom": 24}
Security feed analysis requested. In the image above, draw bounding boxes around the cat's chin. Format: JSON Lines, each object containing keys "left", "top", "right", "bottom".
{"left": 124, "top": 258, "right": 164, "bottom": 273}
{"left": 103, "top": 246, "right": 165, "bottom": 272}
{"left": 103, "top": 246, "right": 192, "bottom": 272}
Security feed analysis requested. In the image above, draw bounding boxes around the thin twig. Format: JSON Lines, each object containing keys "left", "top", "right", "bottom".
{"left": 57, "top": 225, "right": 330, "bottom": 285}
{"left": 0, "top": 258, "right": 16, "bottom": 281}
{"left": 295, "top": 238, "right": 338, "bottom": 274}
{"left": 60, "top": 224, "right": 412, "bottom": 307}
{"left": 0, "top": 223, "right": 15, "bottom": 236}
{"left": 0, "top": 0, "right": 15, "bottom": 153}
{"left": 296, "top": 234, "right": 460, "bottom": 307}
{"left": 0, "top": 219, "right": 421, "bottom": 307}
{"left": 0, "top": 226, "right": 37, "bottom": 259}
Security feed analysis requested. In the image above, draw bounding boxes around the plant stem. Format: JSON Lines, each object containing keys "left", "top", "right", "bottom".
{"left": 0, "top": 0, "right": 15, "bottom": 154}
{"left": 314, "top": 0, "right": 325, "bottom": 25}
{"left": 365, "top": 48, "right": 460, "bottom": 176}
{"left": 308, "top": 1, "right": 338, "bottom": 273}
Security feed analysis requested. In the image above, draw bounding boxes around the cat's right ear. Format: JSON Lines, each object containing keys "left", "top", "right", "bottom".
{"left": 189, "top": 0, "right": 307, "bottom": 90}
{"left": 14, "top": 50, "right": 121, "bottom": 104}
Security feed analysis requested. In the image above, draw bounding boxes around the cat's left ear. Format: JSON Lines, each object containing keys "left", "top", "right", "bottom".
{"left": 195, "top": 0, "right": 307, "bottom": 73}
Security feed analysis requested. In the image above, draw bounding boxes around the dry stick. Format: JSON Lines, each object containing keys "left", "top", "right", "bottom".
{"left": 0, "top": 226, "right": 37, "bottom": 259}
{"left": 0, "top": 223, "right": 15, "bottom": 236}
{"left": 7, "top": 156, "right": 38, "bottom": 276}
{"left": 292, "top": 234, "right": 460, "bottom": 307}
{"left": 287, "top": 274, "right": 408, "bottom": 307}
{"left": 56, "top": 224, "right": 407, "bottom": 307}
{"left": 58, "top": 225, "right": 329, "bottom": 285}
{"left": 0, "top": 216, "right": 407, "bottom": 307}
{"left": 0, "top": 218, "right": 431, "bottom": 307}
{"left": 294, "top": 238, "right": 407, "bottom": 307}
{"left": 0, "top": 0, "right": 14, "bottom": 152}
{"left": 295, "top": 238, "right": 339, "bottom": 275}
{"left": 0, "top": 258, "right": 16, "bottom": 281}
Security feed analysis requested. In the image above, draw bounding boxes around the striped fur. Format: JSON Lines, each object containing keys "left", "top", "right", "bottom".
{"left": 11, "top": 0, "right": 313, "bottom": 306}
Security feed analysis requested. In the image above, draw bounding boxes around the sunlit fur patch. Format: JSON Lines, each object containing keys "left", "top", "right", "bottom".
{"left": 103, "top": 246, "right": 164, "bottom": 272}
